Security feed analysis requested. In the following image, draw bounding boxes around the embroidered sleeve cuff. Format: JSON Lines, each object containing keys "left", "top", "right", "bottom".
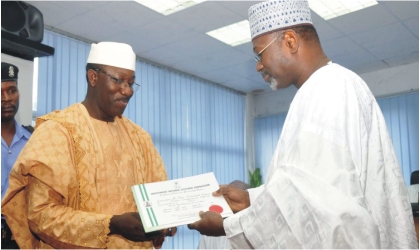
{"left": 101, "top": 214, "right": 113, "bottom": 248}
{"left": 223, "top": 210, "right": 253, "bottom": 249}
{"left": 248, "top": 185, "right": 264, "bottom": 204}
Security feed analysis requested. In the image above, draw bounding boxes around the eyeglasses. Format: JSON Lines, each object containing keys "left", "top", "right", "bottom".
{"left": 94, "top": 68, "right": 140, "bottom": 92}
{"left": 254, "top": 36, "right": 278, "bottom": 62}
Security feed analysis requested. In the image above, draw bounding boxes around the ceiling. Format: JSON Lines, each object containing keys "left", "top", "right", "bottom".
{"left": 28, "top": 1, "right": 419, "bottom": 94}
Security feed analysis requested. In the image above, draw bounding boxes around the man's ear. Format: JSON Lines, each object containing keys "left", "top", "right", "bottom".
{"left": 283, "top": 30, "right": 299, "bottom": 54}
{"left": 87, "top": 69, "right": 98, "bottom": 87}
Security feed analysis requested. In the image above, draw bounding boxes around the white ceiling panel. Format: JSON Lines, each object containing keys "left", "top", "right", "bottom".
{"left": 168, "top": 2, "right": 245, "bottom": 33}
{"left": 138, "top": 47, "right": 187, "bottom": 68}
{"left": 322, "top": 37, "right": 363, "bottom": 58}
{"left": 348, "top": 20, "right": 419, "bottom": 61}
{"left": 49, "top": 1, "right": 110, "bottom": 13}
{"left": 332, "top": 49, "right": 378, "bottom": 68}
{"left": 312, "top": 17, "right": 344, "bottom": 43}
{"left": 404, "top": 17, "right": 419, "bottom": 37}
{"left": 218, "top": 1, "right": 261, "bottom": 19}
{"left": 126, "top": 19, "right": 203, "bottom": 47}
{"left": 349, "top": 22, "right": 415, "bottom": 49}
{"left": 367, "top": 37, "right": 419, "bottom": 60}
{"left": 225, "top": 61, "right": 259, "bottom": 79}
{"left": 158, "top": 33, "right": 231, "bottom": 58}
{"left": 85, "top": 1, "right": 164, "bottom": 32}
{"left": 231, "top": 42, "right": 255, "bottom": 57}
{"left": 327, "top": 3, "right": 398, "bottom": 36}
{"left": 105, "top": 31, "right": 163, "bottom": 55}
{"left": 195, "top": 69, "right": 252, "bottom": 92}
{"left": 193, "top": 48, "right": 251, "bottom": 68}
{"left": 28, "top": 2, "right": 81, "bottom": 27}
{"left": 382, "top": 1, "right": 419, "bottom": 21}
{"left": 55, "top": 16, "right": 123, "bottom": 42}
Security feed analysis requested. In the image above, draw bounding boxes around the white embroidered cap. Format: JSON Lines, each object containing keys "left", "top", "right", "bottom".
{"left": 87, "top": 42, "right": 136, "bottom": 71}
{"left": 248, "top": 0, "right": 313, "bottom": 40}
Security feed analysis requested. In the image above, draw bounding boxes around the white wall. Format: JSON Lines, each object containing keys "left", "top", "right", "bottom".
{"left": 1, "top": 53, "right": 34, "bottom": 126}
{"left": 362, "top": 62, "right": 419, "bottom": 98}
{"left": 253, "top": 62, "right": 419, "bottom": 117}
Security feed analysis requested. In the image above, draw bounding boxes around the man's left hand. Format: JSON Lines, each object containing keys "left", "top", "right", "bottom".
{"left": 187, "top": 211, "right": 225, "bottom": 236}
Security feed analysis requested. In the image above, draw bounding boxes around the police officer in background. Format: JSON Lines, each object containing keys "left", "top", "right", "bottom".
{"left": 1, "top": 62, "right": 32, "bottom": 248}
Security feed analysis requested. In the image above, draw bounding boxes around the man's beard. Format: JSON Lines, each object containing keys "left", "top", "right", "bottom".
{"left": 261, "top": 71, "right": 280, "bottom": 91}
{"left": 268, "top": 77, "right": 280, "bottom": 91}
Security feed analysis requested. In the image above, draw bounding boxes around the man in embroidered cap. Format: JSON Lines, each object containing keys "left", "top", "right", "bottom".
{"left": 1, "top": 42, "right": 176, "bottom": 249}
{"left": 189, "top": 1, "right": 418, "bottom": 249}
{"left": 1, "top": 62, "right": 32, "bottom": 249}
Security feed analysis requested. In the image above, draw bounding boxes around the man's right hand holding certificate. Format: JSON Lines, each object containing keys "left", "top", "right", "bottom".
{"left": 215, "top": 185, "right": 251, "bottom": 213}
{"left": 188, "top": 184, "right": 251, "bottom": 236}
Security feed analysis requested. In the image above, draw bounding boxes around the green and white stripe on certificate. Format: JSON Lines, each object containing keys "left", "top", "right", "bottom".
{"left": 134, "top": 184, "right": 159, "bottom": 227}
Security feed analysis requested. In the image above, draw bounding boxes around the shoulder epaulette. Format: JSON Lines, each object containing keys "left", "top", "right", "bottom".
{"left": 22, "top": 125, "right": 34, "bottom": 134}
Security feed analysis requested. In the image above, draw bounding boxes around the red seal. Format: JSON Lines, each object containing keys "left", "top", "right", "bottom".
{"left": 209, "top": 205, "right": 223, "bottom": 214}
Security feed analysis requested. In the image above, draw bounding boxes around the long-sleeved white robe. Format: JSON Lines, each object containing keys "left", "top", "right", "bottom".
{"left": 224, "top": 62, "right": 418, "bottom": 249}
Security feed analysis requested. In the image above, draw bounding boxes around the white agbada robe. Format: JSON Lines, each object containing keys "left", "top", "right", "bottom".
{"left": 224, "top": 62, "right": 418, "bottom": 249}
{"left": 197, "top": 235, "right": 232, "bottom": 250}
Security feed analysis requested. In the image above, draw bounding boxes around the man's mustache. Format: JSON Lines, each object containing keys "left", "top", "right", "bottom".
{"left": 260, "top": 71, "right": 272, "bottom": 82}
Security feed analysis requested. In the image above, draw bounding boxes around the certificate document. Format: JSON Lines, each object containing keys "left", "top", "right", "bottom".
{"left": 131, "top": 172, "right": 233, "bottom": 232}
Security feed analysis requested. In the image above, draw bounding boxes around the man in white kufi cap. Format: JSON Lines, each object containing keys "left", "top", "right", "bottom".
{"left": 2, "top": 42, "right": 177, "bottom": 249}
{"left": 87, "top": 42, "right": 136, "bottom": 71}
{"left": 189, "top": 1, "right": 418, "bottom": 249}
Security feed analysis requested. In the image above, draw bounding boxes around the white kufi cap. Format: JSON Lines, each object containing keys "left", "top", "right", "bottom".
{"left": 87, "top": 42, "right": 136, "bottom": 71}
{"left": 248, "top": 0, "right": 312, "bottom": 40}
